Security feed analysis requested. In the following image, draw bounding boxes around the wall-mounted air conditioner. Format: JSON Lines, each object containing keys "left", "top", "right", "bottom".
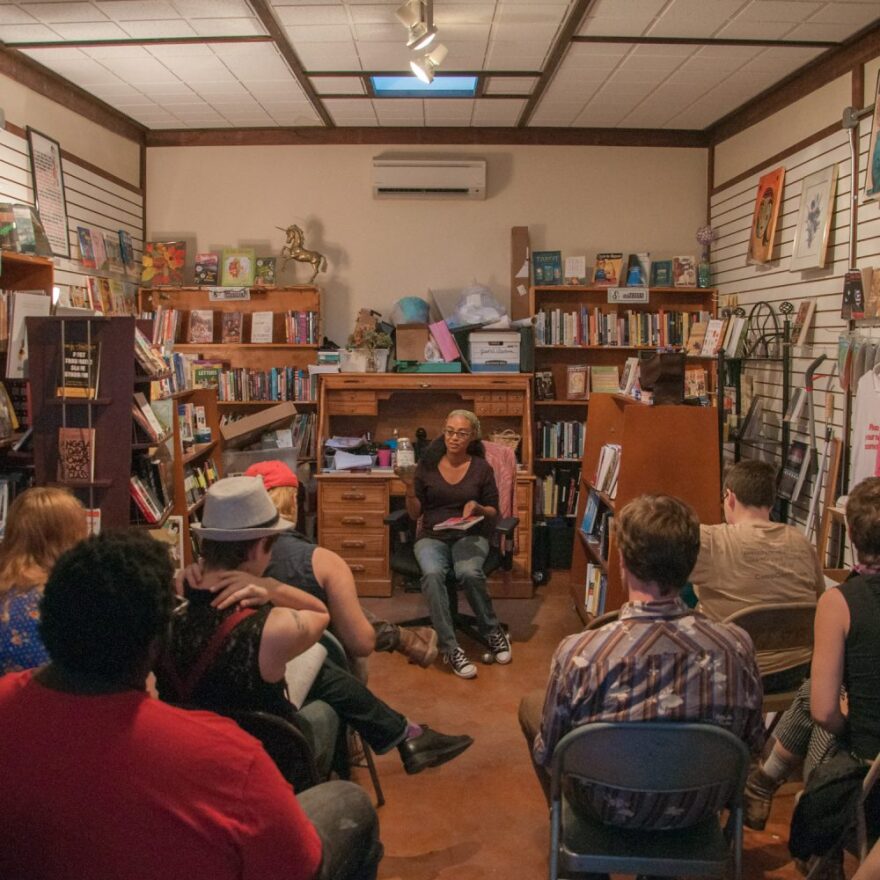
{"left": 371, "top": 157, "right": 487, "bottom": 200}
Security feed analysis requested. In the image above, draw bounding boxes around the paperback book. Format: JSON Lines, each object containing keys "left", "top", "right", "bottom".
{"left": 534, "top": 370, "right": 556, "bottom": 400}
{"left": 56, "top": 341, "right": 101, "bottom": 398}
{"left": 566, "top": 364, "right": 589, "bottom": 400}
{"left": 255, "top": 257, "right": 277, "bottom": 288}
{"left": 594, "top": 253, "right": 623, "bottom": 286}
{"left": 58, "top": 427, "right": 95, "bottom": 482}
{"left": 533, "top": 251, "right": 562, "bottom": 285}
{"left": 433, "top": 515, "right": 484, "bottom": 532}
{"left": 194, "top": 252, "right": 220, "bottom": 286}
{"left": 673, "top": 255, "right": 697, "bottom": 287}
{"left": 221, "top": 311, "right": 243, "bottom": 344}
{"left": 591, "top": 365, "right": 620, "bottom": 394}
{"left": 251, "top": 311, "right": 274, "bottom": 343}
{"left": 651, "top": 260, "right": 673, "bottom": 286}
{"left": 118, "top": 230, "right": 136, "bottom": 272}
{"left": 77, "top": 226, "right": 96, "bottom": 269}
{"left": 778, "top": 440, "right": 812, "bottom": 502}
{"left": 188, "top": 310, "right": 214, "bottom": 344}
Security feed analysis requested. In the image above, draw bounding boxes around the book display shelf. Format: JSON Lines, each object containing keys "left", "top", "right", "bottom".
{"left": 570, "top": 393, "right": 721, "bottom": 624}
{"left": 530, "top": 283, "right": 717, "bottom": 568}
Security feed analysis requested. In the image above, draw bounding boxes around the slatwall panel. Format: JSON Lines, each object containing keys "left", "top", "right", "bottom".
{"left": 0, "top": 125, "right": 143, "bottom": 295}
{"left": 710, "top": 117, "right": 878, "bottom": 532}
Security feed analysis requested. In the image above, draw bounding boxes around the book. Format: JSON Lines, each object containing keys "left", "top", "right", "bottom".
{"left": 778, "top": 440, "right": 812, "bottom": 502}
{"left": 103, "top": 232, "right": 124, "bottom": 274}
{"left": 11, "top": 204, "right": 36, "bottom": 253}
{"left": 591, "top": 365, "right": 620, "bottom": 394}
{"left": 0, "top": 383, "right": 19, "bottom": 439}
{"left": 188, "top": 310, "right": 214, "bottom": 344}
{"left": 90, "top": 227, "right": 107, "bottom": 272}
{"left": 841, "top": 269, "right": 865, "bottom": 320}
{"left": 700, "top": 318, "right": 727, "bottom": 357}
{"left": 255, "top": 257, "right": 277, "bottom": 287}
{"left": 783, "top": 386, "right": 807, "bottom": 424}
{"left": 133, "top": 391, "right": 167, "bottom": 440}
{"left": 221, "top": 248, "right": 256, "bottom": 287}
{"left": 790, "top": 298, "right": 817, "bottom": 347}
{"left": 581, "top": 489, "right": 601, "bottom": 534}
{"left": 651, "top": 260, "right": 672, "bottom": 286}
{"left": 738, "top": 395, "right": 765, "bottom": 441}
{"left": 724, "top": 315, "right": 748, "bottom": 358}
{"left": 251, "top": 311, "right": 274, "bottom": 343}
{"left": 0, "top": 203, "right": 17, "bottom": 251}
{"left": 194, "top": 252, "right": 219, "bottom": 286}
{"left": 133, "top": 327, "right": 167, "bottom": 376}
{"left": 566, "top": 364, "right": 589, "bottom": 400}
{"left": 142, "top": 241, "right": 186, "bottom": 287}
{"left": 58, "top": 427, "right": 95, "bottom": 482}
{"left": 673, "top": 255, "right": 697, "bottom": 287}
{"left": 684, "top": 364, "right": 708, "bottom": 399}
{"left": 433, "top": 515, "right": 484, "bottom": 532}
{"left": 130, "top": 475, "right": 162, "bottom": 523}
{"left": 77, "top": 226, "right": 95, "bottom": 268}
{"left": 533, "top": 251, "right": 562, "bottom": 285}
{"left": 564, "top": 255, "right": 587, "bottom": 285}
{"left": 221, "top": 310, "right": 243, "bottom": 344}
{"left": 118, "top": 230, "right": 135, "bottom": 272}
{"left": 535, "top": 370, "right": 556, "bottom": 400}
{"left": 6, "top": 290, "right": 51, "bottom": 380}
{"left": 85, "top": 508, "right": 101, "bottom": 536}
{"left": 619, "top": 356, "right": 639, "bottom": 394}
{"left": 686, "top": 321, "right": 707, "bottom": 355}
{"left": 594, "top": 252, "right": 622, "bottom": 286}
{"left": 624, "top": 253, "right": 647, "bottom": 286}
{"left": 57, "top": 341, "right": 101, "bottom": 398}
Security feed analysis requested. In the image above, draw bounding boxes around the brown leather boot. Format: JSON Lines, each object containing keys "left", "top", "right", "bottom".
{"left": 744, "top": 767, "right": 783, "bottom": 831}
{"left": 396, "top": 626, "right": 439, "bottom": 667}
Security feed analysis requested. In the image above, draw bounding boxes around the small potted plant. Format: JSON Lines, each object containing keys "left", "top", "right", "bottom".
{"left": 345, "top": 327, "right": 393, "bottom": 372}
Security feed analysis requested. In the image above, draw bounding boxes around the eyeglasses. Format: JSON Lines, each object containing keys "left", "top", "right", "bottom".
{"left": 444, "top": 427, "right": 472, "bottom": 439}
{"left": 171, "top": 594, "right": 189, "bottom": 618}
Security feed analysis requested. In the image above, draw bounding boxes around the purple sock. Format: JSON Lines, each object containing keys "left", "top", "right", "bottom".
{"left": 405, "top": 722, "right": 423, "bottom": 740}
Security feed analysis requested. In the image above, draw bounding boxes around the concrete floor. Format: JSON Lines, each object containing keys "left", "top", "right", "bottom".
{"left": 357, "top": 573, "right": 815, "bottom": 880}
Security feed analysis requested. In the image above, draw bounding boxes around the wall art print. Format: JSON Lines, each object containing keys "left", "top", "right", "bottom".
{"left": 790, "top": 165, "right": 837, "bottom": 271}
{"left": 747, "top": 166, "right": 785, "bottom": 265}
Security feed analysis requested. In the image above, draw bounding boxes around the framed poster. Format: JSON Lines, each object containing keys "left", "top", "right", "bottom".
{"left": 790, "top": 165, "right": 838, "bottom": 271}
{"left": 747, "top": 166, "right": 785, "bottom": 265}
{"left": 865, "top": 71, "right": 880, "bottom": 201}
{"left": 26, "top": 127, "right": 70, "bottom": 258}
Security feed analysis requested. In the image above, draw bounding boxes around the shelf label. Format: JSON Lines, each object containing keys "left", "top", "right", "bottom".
{"left": 208, "top": 287, "right": 251, "bottom": 302}
{"left": 607, "top": 287, "right": 649, "bottom": 304}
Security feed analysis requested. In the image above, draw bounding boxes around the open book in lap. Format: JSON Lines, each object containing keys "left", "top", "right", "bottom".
{"left": 284, "top": 642, "right": 328, "bottom": 709}
{"left": 432, "top": 515, "right": 484, "bottom": 532}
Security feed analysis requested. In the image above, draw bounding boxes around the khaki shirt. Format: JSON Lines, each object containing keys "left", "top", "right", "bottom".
{"left": 690, "top": 521, "right": 824, "bottom": 675}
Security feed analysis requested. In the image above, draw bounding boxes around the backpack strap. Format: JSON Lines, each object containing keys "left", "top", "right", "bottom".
{"left": 163, "top": 607, "right": 256, "bottom": 704}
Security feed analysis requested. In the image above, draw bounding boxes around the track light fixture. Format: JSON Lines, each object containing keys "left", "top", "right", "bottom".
{"left": 410, "top": 43, "right": 448, "bottom": 84}
{"left": 395, "top": 0, "right": 438, "bottom": 51}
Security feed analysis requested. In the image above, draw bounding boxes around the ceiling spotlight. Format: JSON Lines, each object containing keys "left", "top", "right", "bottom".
{"left": 410, "top": 43, "right": 447, "bottom": 85}
{"left": 407, "top": 21, "right": 437, "bottom": 50}
{"left": 396, "top": 0, "right": 437, "bottom": 50}
{"left": 395, "top": 0, "right": 423, "bottom": 29}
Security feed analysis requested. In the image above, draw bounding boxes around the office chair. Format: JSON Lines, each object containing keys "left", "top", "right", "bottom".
{"left": 722, "top": 601, "right": 816, "bottom": 732}
{"left": 549, "top": 721, "right": 749, "bottom": 880}
{"left": 384, "top": 441, "right": 519, "bottom": 650}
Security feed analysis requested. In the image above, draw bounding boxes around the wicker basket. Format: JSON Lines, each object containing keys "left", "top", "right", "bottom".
{"left": 489, "top": 429, "right": 521, "bottom": 452}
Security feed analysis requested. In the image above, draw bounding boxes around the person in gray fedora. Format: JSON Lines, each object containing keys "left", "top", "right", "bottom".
{"left": 156, "top": 476, "right": 473, "bottom": 779}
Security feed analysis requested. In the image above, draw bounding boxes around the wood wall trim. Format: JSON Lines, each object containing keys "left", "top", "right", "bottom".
{"left": 707, "top": 21, "right": 880, "bottom": 146}
{"left": 145, "top": 125, "right": 708, "bottom": 148}
{"left": 518, "top": 0, "right": 600, "bottom": 128}
{"left": 572, "top": 35, "right": 837, "bottom": 49}
{"left": 0, "top": 46, "right": 146, "bottom": 145}
{"left": 711, "top": 120, "right": 841, "bottom": 195}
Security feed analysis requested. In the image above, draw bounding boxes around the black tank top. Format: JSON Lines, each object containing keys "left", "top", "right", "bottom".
{"left": 155, "top": 586, "right": 294, "bottom": 722}
{"left": 840, "top": 573, "right": 880, "bottom": 759}
{"left": 265, "top": 531, "right": 327, "bottom": 604}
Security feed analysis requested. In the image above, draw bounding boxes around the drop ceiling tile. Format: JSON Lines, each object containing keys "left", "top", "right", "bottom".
{"left": 158, "top": 54, "right": 236, "bottom": 80}
{"left": 149, "top": 119, "right": 196, "bottom": 128}
{"left": 786, "top": 21, "right": 860, "bottom": 40}
{"left": 96, "top": 1, "right": 180, "bottom": 20}
{"left": 715, "top": 18, "right": 797, "bottom": 38}
{"left": 743, "top": 46, "right": 822, "bottom": 72}
{"left": 0, "top": 7, "right": 38, "bottom": 25}
{"left": 190, "top": 17, "right": 265, "bottom": 35}
{"left": 484, "top": 76, "right": 536, "bottom": 94}
{"left": 649, "top": 0, "right": 744, "bottom": 38}
{"left": 325, "top": 98, "right": 376, "bottom": 115}
{"left": 495, "top": 4, "right": 568, "bottom": 25}
{"left": 356, "top": 42, "right": 413, "bottom": 68}
{"left": 589, "top": 0, "right": 666, "bottom": 16}
{"left": 221, "top": 54, "right": 291, "bottom": 81}
{"left": 82, "top": 44, "right": 151, "bottom": 60}
{"left": 438, "top": 22, "right": 492, "bottom": 41}
{"left": 649, "top": 81, "right": 716, "bottom": 102}
{"left": 248, "top": 79, "right": 306, "bottom": 96}
{"left": 630, "top": 42, "right": 697, "bottom": 59}
{"left": 295, "top": 41, "right": 361, "bottom": 70}
{"left": 809, "top": 3, "right": 880, "bottom": 24}
{"left": 314, "top": 76, "right": 366, "bottom": 95}
{"left": 273, "top": 5, "right": 349, "bottom": 25}
{"left": 353, "top": 23, "right": 404, "bottom": 40}
{"left": 573, "top": 106, "right": 631, "bottom": 126}
{"left": 472, "top": 97, "right": 525, "bottom": 124}
{"left": 171, "top": 0, "right": 254, "bottom": 16}
{"left": 116, "top": 95, "right": 165, "bottom": 108}
{"left": 348, "top": 5, "right": 396, "bottom": 24}
{"left": 51, "top": 20, "right": 130, "bottom": 39}
{"left": 733, "top": 1, "right": 823, "bottom": 23}
{"left": 491, "top": 22, "right": 559, "bottom": 44}
{"left": 564, "top": 42, "right": 631, "bottom": 65}
{"left": 146, "top": 43, "right": 216, "bottom": 59}
{"left": 595, "top": 81, "right": 655, "bottom": 100}
{"left": 193, "top": 84, "right": 251, "bottom": 99}
{"left": 285, "top": 24, "right": 353, "bottom": 41}
{"left": 578, "top": 13, "right": 657, "bottom": 38}
{"left": 666, "top": 106, "right": 721, "bottom": 128}
{"left": 0, "top": 22, "right": 60, "bottom": 40}
{"left": 435, "top": 41, "right": 486, "bottom": 68}
{"left": 118, "top": 19, "right": 197, "bottom": 37}
{"left": 152, "top": 90, "right": 206, "bottom": 104}
{"left": 22, "top": 3, "right": 105, "bottom": 24}
{"left": 89, "top": 81, "right": 145, "bottom": 98}
{"left": 375, "top": 98, "right": 424, "bottom": 115}
{"left": 21, "top": 46, "right": 87, "bottom": 61}
{"left": 435, "top": 4, "right": 495, "bottom": 25}
{"left": 609, "top": 62, "right": 679, "bottom": 82}
{"left": 620, "top": 105, "right": 678, "bottom": 127}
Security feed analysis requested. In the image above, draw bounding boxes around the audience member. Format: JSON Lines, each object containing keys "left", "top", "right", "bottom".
{"left": 158, "top": 476, "right": 473, "bottom": 776}
{"left": 0, "top": 530, "right": 381, "bottom": 880}
{"left": 689, "top": 460, "right": 824, "bottom": 691}
{"left": 745, "top": 477, "right": 880, "bottom": 872}
{"left": 0, "top": 487, "right": 86, "bottom": 674}
{"left": 519, "top": 494, "right": 765, "bottom": 829}
{"left": 396, "top": 409, "right": 510, "bottom": 679}
{"left": 244, "top": 459, "right": 437, "bottom": 667}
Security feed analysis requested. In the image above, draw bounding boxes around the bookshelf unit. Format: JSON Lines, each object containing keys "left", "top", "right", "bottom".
{"left": 530, "top": 283, "right": 717, "bottom": 569}
{"left": 569, "top": 393, "right": 721, "bottom": 624}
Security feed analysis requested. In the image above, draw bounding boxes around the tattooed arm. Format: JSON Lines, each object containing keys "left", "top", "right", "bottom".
{"left": 258, "top": 604, "right": 330, "bottom": 683}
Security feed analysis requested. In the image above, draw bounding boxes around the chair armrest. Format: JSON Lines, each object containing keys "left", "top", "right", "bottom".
{"left": 384, "top": 508, "right": 410, "bottom": 526}
{"left": 495, "top": 516, "right": 519, "bottom": 537}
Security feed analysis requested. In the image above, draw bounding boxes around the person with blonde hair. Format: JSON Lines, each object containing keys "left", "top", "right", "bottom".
{"left": 0, "top": 487, "right": 87, "bottom": 674}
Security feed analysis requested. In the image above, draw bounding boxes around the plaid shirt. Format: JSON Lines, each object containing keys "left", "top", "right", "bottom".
{"left": 534, "top": 597, "right": 765, "bottom": 829}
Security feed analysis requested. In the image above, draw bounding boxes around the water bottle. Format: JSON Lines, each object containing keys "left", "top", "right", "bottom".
{"left": 396, "top": 437, "right": 415, "bottom": 469}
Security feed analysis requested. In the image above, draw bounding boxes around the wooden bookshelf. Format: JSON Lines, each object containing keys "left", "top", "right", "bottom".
{"left": 569, "top": 393, "right": 722, "bottom": 623}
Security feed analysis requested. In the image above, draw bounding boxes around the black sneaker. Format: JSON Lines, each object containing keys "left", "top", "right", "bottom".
{"left": 443, "top": 647, "right": 477, "bottom": 679}
{"left": 398, "top": 725, "right": 474, "bottom": 774}
{"left": 487, "top": 628, "right": 512, "bottom": 664}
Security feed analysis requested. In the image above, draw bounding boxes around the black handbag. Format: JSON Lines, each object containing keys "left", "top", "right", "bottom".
{"left": 637, "top": 351, "right": 685, "bottom": 405}
{"left": 789, "top": 750, "right": 869, "bottom": 860}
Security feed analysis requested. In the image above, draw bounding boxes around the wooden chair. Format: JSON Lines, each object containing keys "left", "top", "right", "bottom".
{"left": 384, "top": 441, "right": 519, "bottom": 649}
{"left": 722, "top": 602, "right": 816, "bottom": 724}
{"left": 549, "top": 721, "right": 749, "bottom": 880}
{"left": 585, "top": 609, "right": 620, "bottom": 630}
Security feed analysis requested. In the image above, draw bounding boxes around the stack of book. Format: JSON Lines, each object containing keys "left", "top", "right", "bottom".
{"left": 285, "top": 311, "right": 319, "bottom": 344}
{"left": 584, "top": 564, "right": 608, "bottom": 616}
{"left": 536, "top": 464, "right": 581, "bottom": 518}
{"left": 537, "top": 420, "right": 585, "bottom": 460}
{"left": 183, "top": 458, "right": 220, "bottom": 508}
{"left": 216, "top": 366, "right": 314, "bottom": 403}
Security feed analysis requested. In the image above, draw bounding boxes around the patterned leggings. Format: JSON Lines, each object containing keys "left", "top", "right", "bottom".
{"left": 774, "top": 679, "right": 839, "bottom": 779}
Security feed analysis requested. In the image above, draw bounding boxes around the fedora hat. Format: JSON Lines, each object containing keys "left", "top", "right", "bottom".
{"left": 190, "top": 476, "right": 293, "bottom": 542}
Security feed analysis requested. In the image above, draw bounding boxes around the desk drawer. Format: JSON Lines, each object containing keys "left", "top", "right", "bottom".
{"left": 321, "top": 531, "right": 387, "bottom": 558}
{"left": 320, "top": 482, "right": 387, "bottom": 510}
{"left": 338, "top": 557, "right": 389, "bottom": 579}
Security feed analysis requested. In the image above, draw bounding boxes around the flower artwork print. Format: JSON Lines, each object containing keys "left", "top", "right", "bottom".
{"left": 747, "top": 167, "right": 784, "bottom": 265}
{"left": 141, "top": 241, "right": 186, "bottom": 286}
{"left": 790, "top": 165, "right": 837, "bottom": 271}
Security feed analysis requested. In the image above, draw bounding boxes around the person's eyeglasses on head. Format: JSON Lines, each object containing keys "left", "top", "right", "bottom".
{"left": 444, "top": 427, "right": 472, "bottom": 440}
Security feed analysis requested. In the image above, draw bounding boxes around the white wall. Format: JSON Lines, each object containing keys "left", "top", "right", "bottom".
{"left": 146, "top": 143, "right": 708, "bottom": 343}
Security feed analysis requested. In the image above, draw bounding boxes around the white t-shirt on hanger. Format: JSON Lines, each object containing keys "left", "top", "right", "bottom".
{"left": 851, "top": 365, "right": 880, "bottom": 487}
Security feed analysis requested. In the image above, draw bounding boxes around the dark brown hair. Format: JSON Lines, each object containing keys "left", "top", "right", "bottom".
{"left": 200, "top": 535, "right": 278, "bottom": 571}
{"left": 723, "top": 460, "right": 777, "bottom": 509}
{"left": 846, "top": 477, "right": 880, "bottom": 564}
{"left": 616, "top": 495, "right": 700, "bottom": 595}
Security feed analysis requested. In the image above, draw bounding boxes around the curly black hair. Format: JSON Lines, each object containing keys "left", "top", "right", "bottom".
{"left": 418, "top": 435, "right": 485, "bottom": 470}
{"left": 39, "top": 530, "right": 175, "bottom": 680}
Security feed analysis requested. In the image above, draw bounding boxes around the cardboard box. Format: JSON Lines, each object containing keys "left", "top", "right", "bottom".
{"left": 395, "top": 323, "right": 430, "bottom": 362}
{"left": 469, "top": 330, "right": 521, "bottom": 372}
{"left": 220, "top": 401, "right": 297, "bottom": 449}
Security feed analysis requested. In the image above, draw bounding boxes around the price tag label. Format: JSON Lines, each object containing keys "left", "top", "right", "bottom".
{"left": 208, "top": 287, "right": 251, "bottom": 302}
{"left": 607, "top": 287, "right": 649, "bottom": 304}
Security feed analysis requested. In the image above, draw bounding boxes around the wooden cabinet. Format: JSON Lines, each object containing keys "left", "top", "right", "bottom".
{"left": 569, "top": 393, "right": 721, "bottom": 623}
{"left": 316, "top": 373, "right": 534, "bottom": 598}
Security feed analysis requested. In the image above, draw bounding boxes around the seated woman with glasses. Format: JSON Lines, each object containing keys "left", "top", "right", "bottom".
{"left": 395, "top": 409, "right": 511, "bottom": 679}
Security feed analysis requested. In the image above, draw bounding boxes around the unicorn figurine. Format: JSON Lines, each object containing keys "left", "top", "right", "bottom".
{"left": 278, "top": 224, "right": 327, "bottom": 283}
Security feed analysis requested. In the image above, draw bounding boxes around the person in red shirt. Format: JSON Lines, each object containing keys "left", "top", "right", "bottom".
{"left": 0, "top": 530, "right": 382, "bottom": 880}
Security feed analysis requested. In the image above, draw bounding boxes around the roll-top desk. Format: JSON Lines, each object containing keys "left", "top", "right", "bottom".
{"left": 316, "top": 374, "right": 534, "bottom": 598}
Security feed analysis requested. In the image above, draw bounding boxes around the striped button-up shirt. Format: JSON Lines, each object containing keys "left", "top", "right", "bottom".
{"left": 534, "top": 597, "right": 765, "bottom": 829}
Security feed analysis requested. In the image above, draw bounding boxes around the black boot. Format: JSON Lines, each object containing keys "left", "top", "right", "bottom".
{"left": 398, "top": 725, "right": 473, "bottom": 774}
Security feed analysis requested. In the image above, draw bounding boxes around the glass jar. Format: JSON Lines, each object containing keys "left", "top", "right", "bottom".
{"left": 396, "top": 437, "right": 415, "bottom": 469}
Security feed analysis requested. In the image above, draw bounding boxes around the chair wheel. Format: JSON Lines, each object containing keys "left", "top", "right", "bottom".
{"left": 480, "top": 652, "right": 495, "bottom": 665}
{"left": 532, "top": 571, "right": 547, "bottom": 586}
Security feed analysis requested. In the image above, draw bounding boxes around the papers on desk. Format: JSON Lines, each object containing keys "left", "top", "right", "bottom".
{"left": 326, "top": 436, "right": 368, "bottom": 450}
{"left": 332, "top": 450, "right": 374, "bottom": 471}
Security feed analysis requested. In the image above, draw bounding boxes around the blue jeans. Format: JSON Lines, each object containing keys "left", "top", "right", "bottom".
{"left": 298, "top": 780, "right": 383, "bottom": 880}
{"left": 413, "top": 535, "right": 499, "bottom": 653}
